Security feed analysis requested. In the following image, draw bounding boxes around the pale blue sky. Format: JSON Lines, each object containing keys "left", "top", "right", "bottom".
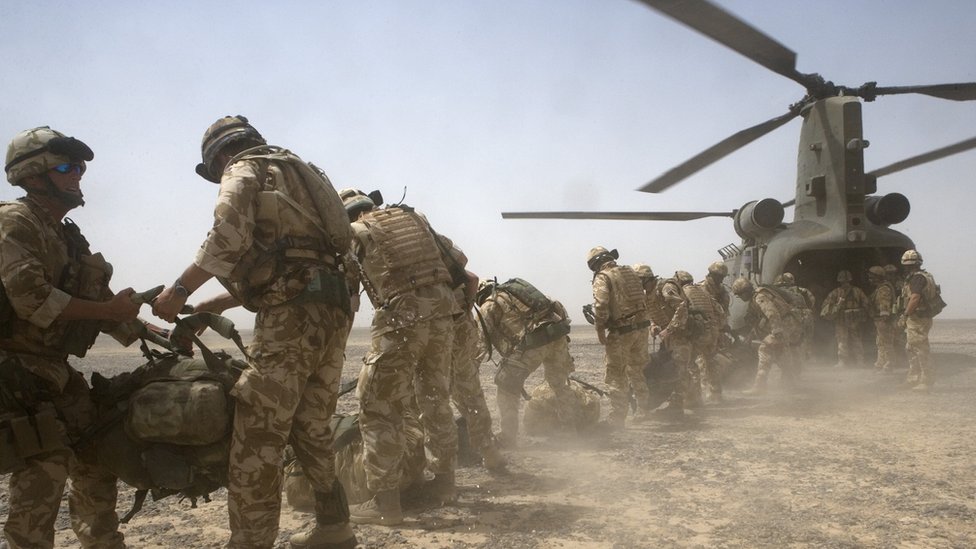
{"left": 2, "top": 0, "right": 974, "bottom": 328}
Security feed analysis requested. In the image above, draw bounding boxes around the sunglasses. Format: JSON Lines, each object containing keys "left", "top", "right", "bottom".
{"left": 51, "top": 163, "right": 86, "bottom": 175}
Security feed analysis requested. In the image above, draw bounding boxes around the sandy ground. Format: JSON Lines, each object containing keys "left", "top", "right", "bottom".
{"left": 2, "top": 319, "right": 975, "bottom": 548}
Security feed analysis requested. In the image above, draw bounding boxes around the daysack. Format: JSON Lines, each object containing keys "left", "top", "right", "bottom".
{"left": 83, "top": 313, "right": 247, "bottom": 522}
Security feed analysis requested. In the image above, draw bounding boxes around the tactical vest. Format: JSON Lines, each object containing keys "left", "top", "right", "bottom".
{"left": 602, "top": 265, "right": 647, "bottom": 326}
{"left": 870, "top": 281, "right": 895, "bottom": 318}
{"left": 645, "top": 286, "right": 676, "bottom": 329}
{"left": 218, "top": 148, "right": 350, "bottom": 308}
{"left": 357, "top": 207, "right": 452, "bottom": 303}
{"left": 905, "top": 270, "right": 946, "bottom": 317}
{"left": 58, "top": 219, "right": 113, "bottom": 357}
{"left": 682, "top": 283, "right": 719, "bottom": 335}
{"left": 755, "top": 286, "right": 801, "bottom": 330}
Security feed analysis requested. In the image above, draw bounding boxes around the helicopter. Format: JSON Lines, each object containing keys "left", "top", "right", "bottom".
{"left": 502, "top": 0, "right": 976, "bottom": 331}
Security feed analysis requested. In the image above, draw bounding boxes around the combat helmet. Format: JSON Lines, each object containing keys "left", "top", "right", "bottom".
{"left": 707, "top": 261, "right": 728, "bottom": 278}
{"left": 730, "top": 277, "right": 753, "bottom": 297}
{"left": 5, "top": 126, "right": 93, "bottom": 184}
{"left": 674, "top": 270, "right": 694, "bottom": 285}
{"left": 868, "top": 266, "right": 887, "bottom": 280}
{"left": 339, "top": 188, "right": 376, "bottom": 221}
{"left": 774, "top": 272, "right": 796, "bottom": 286}
{"left": 475, "top": 279, "right": 496, "bottom": 305}
{"left": 901, "top": 249, "right": 922, "bottom": 265}
{"left": 836, "top": 270, "right": 853, "bottom": 283}
{"left": 195, "top": 115, "right": 265, "bottom": 183}
{"left": 632, "top": 263, "right": 655, "bottom": 281}
{"left": 586, "top": 246, "right": 618, "bottom": 271}
{"left": 883, "top": 264, "right": 900, "bottom": 278}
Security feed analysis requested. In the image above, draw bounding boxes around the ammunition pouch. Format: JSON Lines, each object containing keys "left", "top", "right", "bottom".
{"left": 0, "top": 403, "right": 66, "bottom": 474}
{"left": 522, "top": 320, "right": 571, "bottom": 350}
{"left": 294, "top": 268, "right": 351, "bottom": 316}
{"left": 494, "top": 362, "right": 530, "bottom": 395}
{"left": 61, "top": 253, "right": 113, "bottom": 357}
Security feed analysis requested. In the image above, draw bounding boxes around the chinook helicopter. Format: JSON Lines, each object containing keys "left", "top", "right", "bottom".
{"left": 503, "top": 0, "right": 976, "bottom": 330}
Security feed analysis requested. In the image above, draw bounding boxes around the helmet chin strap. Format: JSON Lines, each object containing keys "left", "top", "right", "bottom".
{"left": 40, "top": 173, "right": 85, "bottom": 208}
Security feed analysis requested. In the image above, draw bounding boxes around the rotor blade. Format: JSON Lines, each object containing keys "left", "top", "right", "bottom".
{"left": 782, "top": 199, "right": 795, "bottom": 208}
{"left": 635, "top": 0, "right": 806, "bottom": 85}
{"left": 872, "top": 83, "right": 976, "bottom": 102}
{"left": 502, "top": 211, "right": 733, "bottom": 221}
{"left": 868, "top": 136, "right": 976, "bottom": 178}
{"left": 639, "top": 108, "right": 800, "bottom": 193}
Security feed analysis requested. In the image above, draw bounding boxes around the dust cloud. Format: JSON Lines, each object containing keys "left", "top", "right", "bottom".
{"left": 2, "top": 320, "right": 974, "bottom": 548}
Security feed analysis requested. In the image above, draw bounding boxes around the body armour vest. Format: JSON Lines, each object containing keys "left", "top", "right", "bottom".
{"left": 645, "top": 285, "right": 676, "bottom": 328}
{"left": 604, "top": 265, "right": 647, "bottom": 325}
{"left": 357, "top": 207, "right": 452, "bottom": 303}
{"left": 683, "top": 283, "right": 719, "bottom": 323}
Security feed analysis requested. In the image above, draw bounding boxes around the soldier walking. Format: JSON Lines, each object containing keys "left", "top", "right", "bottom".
{"left": 731, "top": 278, "right": 802, "bottom": 394}
{"left": 587, "top": 247, "right": 651, "bottom": 428}
{"left": 820, "top": 270, "right": 869, "bottom": 368}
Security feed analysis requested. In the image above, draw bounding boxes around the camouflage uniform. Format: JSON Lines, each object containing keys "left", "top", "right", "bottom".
{"left": 0, "top": 197, "right": 141, "bottom": 549}
{"left": 191, "top": 147, "right": 353, "bottom": 548}
{"left": 901, "top": 269, "right": 940, "bottom": 387}
{"left": 451, "top": 302, "right": 497, "bottom": 456}
{"left": 478, "top": 285, "right": 575, "bottom": 445}
{"left": 820, "top": 283, "right": 869, "bottom": 367}
{"left": 698, "top": 274, "right": 729, "bottom": 399}
{"left": 349, "top": 206, "right": 459, "bottom": 495}
{"left": 742, "top": 286, "right": 802, "bottom": 390}
{"left": 868, "top": 275, "right": 896, "bottom": 372}
{"left": 592, "top": 262, "right": 650, "bottom": 426}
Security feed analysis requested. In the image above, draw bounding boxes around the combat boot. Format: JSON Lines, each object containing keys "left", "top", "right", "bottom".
{"left": 349, "top": 488, "right": 402, "bottom": 526}
{"left": 481, "top": 444, "right": 507, "bottom": 472}
{"left": 290, "top": 486, "right": 359, "bottom": 549}
{"left": 426, "top": 471, "right": 457, "bottom": 504}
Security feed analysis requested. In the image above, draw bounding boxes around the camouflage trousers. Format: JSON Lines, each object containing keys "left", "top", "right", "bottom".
{"left": 604, "top": 327, "right": 650, "bottom": 425}
{"left": 666, "top": 334, "right": 703, "bottom": 408}
{"left": 2, "top": 364, "right": 123, "bottom": 549}
{"left": 451, "top": 312, "right": 495, "bottom": 453}
{"left": 873, "top": 318, "right": 896, "bottom": 370}
{"left": 227, "top": 301, "right": 350, "bottom": 549}
{"left": 496, "top": 335, "right": 576, "bottom": 443}
{"left": 905, "top": 316, "right": 934, "bottom": 385}
{"left": 357, "top": 315, "right": 457, "bottom": 492}
{"left": 756, "top": 330, "right": 799, "bottom": 385}
{"left": 834, "top": 321, "right": 864, "bottom": 366}
{"left": 693, "top": 328, "right": 721, "bottom": 399}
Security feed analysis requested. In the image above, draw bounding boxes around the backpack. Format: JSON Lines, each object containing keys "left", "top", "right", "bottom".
{"left": 82, "top": 313, "right": 247, "bottom": 522}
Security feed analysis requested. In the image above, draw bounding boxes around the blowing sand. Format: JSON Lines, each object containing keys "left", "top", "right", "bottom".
{"left": 2, "top": 320, "right": 974, "bottom": 548}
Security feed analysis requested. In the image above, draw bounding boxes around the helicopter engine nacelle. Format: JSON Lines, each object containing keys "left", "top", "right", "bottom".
{"left": 733, "top": 198, "right": 785, "bottom": 240}
{"left": 865, "top": 193, "right": 910, "bottom": 226}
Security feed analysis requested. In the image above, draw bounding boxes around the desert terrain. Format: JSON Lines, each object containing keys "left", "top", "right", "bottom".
{"left": 2, "top": 319, "right": 975, "bottom": 548}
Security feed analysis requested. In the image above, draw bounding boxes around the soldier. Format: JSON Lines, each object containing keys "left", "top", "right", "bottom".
{"left": 152, "top": 117, "right": 357, "bottom": 549}
{"left": 885, "top": 263, "right": 909, "bottom": 369}
{"left": 819, "top": 270, "right": 869, "bottom": 368}
{"left": 730, "top": 277, "right": 802, "bottom": 394}
{"left": 339, "top": 189, "right": 459, "bottom": 525}
{"left": 446, "top": 256, "right": 506, "bottom": 470}
{"left": 867, "top": 266, "right": 896, "bottom": 373}
{"left": 774, "top": 272, "right": 816, "bottom": 362}
{"left": 475, "top": 277, "right": 576, "bottom": 446}
{"left": 698, "top": 262, "right": 731, "bottom": 401}
{"left": 587, "top": 247, "right": 651, "bottom": 428}
{"left": 664, "top": 271, "right": 721, "bottom": 409}
{"left": 898, "top": 249, "right": 944, "bottom": 391}
{"left": 1, "top": 127, "right": 144, "bottom": 548}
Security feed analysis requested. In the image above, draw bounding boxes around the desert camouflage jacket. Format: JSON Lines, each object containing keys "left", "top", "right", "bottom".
{"left": 0, "top": 197, "right": 138, "bottom": 388}
{"left": 194, "top": 151, "right": 341, "bottom": 310}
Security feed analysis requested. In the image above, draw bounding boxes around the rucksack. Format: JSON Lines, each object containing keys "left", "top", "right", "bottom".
{"left": 82, "top": 313, "right": 247, "bottom": 522}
